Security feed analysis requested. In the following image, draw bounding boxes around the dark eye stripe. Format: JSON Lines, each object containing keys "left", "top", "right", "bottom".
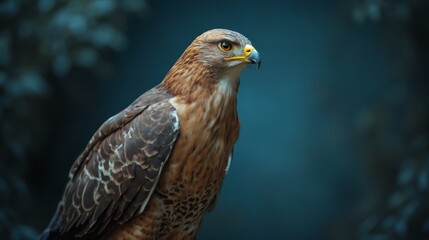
{"left": 223, "top": 39, "right": 239, "bottom": 46}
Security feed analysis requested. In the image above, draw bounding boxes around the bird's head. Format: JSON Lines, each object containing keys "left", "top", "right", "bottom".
{"left": 193, "top": 29, "right": 261, "bottom": 73}
{"left": 162, "top": 29, "right": 260, "bottom": 98}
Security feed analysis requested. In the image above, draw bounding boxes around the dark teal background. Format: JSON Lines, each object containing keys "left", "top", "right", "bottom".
{"left": 1, "top": 0, "right": 428, "bottom": 239}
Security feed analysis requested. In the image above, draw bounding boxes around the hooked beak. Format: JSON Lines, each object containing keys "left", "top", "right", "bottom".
{"left": 224, "top": 44, "right": 261, "bottom": 69}
{"left": 248, "top": 47, "right": 261, "bottom": 69}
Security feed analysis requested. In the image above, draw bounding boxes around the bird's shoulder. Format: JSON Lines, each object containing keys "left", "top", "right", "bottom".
{"left": 69, "top": 86, "right": 175, "bottom": 178}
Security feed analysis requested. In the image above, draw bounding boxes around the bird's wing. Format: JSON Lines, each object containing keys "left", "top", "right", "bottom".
{"left": 46, "top": 87, "right": 179, "bottom": 238}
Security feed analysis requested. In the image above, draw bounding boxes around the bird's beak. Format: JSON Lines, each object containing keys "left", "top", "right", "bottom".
{"left": 246, "top": 45, "right": 261, "bottom": 69}
{"left": 224, "top": 44, "right": 261, "bottom": 69}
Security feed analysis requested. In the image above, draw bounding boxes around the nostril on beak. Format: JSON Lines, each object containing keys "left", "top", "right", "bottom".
{"left": 244, "top": 44, "right": 255, "bottom": 57}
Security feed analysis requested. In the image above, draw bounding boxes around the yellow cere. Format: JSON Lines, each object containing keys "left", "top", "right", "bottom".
{"left": 244, "top": 44, "right": 255, "bottom": 57}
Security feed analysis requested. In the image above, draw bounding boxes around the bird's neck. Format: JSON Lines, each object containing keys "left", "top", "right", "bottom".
{"left": 159, "top": 57, "right": 240, "bottom": 103}
{"left": 161, "top": 60, "right": 240, "bottom": 124}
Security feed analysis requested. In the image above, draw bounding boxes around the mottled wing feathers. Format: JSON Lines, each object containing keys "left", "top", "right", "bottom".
{"left": 69, "top": 88, "right": 174, "bottom": 179}
{"left": 47, "top": 87, "right": 180, "bottom": 238}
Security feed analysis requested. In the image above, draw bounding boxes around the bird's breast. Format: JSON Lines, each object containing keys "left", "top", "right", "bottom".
{"left": 156, "top": 82, "right": 240, "bottom": 214}
{"left": 166, "top": 83, "right": 239, "bottom": 181}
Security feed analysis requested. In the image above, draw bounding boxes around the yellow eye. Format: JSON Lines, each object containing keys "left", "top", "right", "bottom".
{"left": 219, "top": 41, "right": 232, "bottom": 51}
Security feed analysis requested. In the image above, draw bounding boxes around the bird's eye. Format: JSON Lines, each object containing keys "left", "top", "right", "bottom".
{"left": 219, "top": 41, "right": 232, "bottom": 51}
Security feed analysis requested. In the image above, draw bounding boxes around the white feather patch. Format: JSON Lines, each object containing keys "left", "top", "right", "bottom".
{"left": 225, "top": 152, "right": 233, "bottom": 174}
{"left": 171, "top": 110, "right": 180, "bottom": 132}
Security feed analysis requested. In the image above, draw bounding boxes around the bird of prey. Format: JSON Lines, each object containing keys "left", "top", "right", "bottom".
{"left": 42, "top": 29, "right": 260, "bottom": 240}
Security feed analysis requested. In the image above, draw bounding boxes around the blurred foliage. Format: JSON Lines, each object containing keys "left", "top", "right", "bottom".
{"left": 0, "top": 0, "right": 146, "bottom": 239}
{"left": 342, "top": 0, "right": 429, "bottom": 239}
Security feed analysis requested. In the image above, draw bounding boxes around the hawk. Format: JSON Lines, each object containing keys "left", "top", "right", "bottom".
{"left": 42, "top": 29, "right": 260, "bottom": 240}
